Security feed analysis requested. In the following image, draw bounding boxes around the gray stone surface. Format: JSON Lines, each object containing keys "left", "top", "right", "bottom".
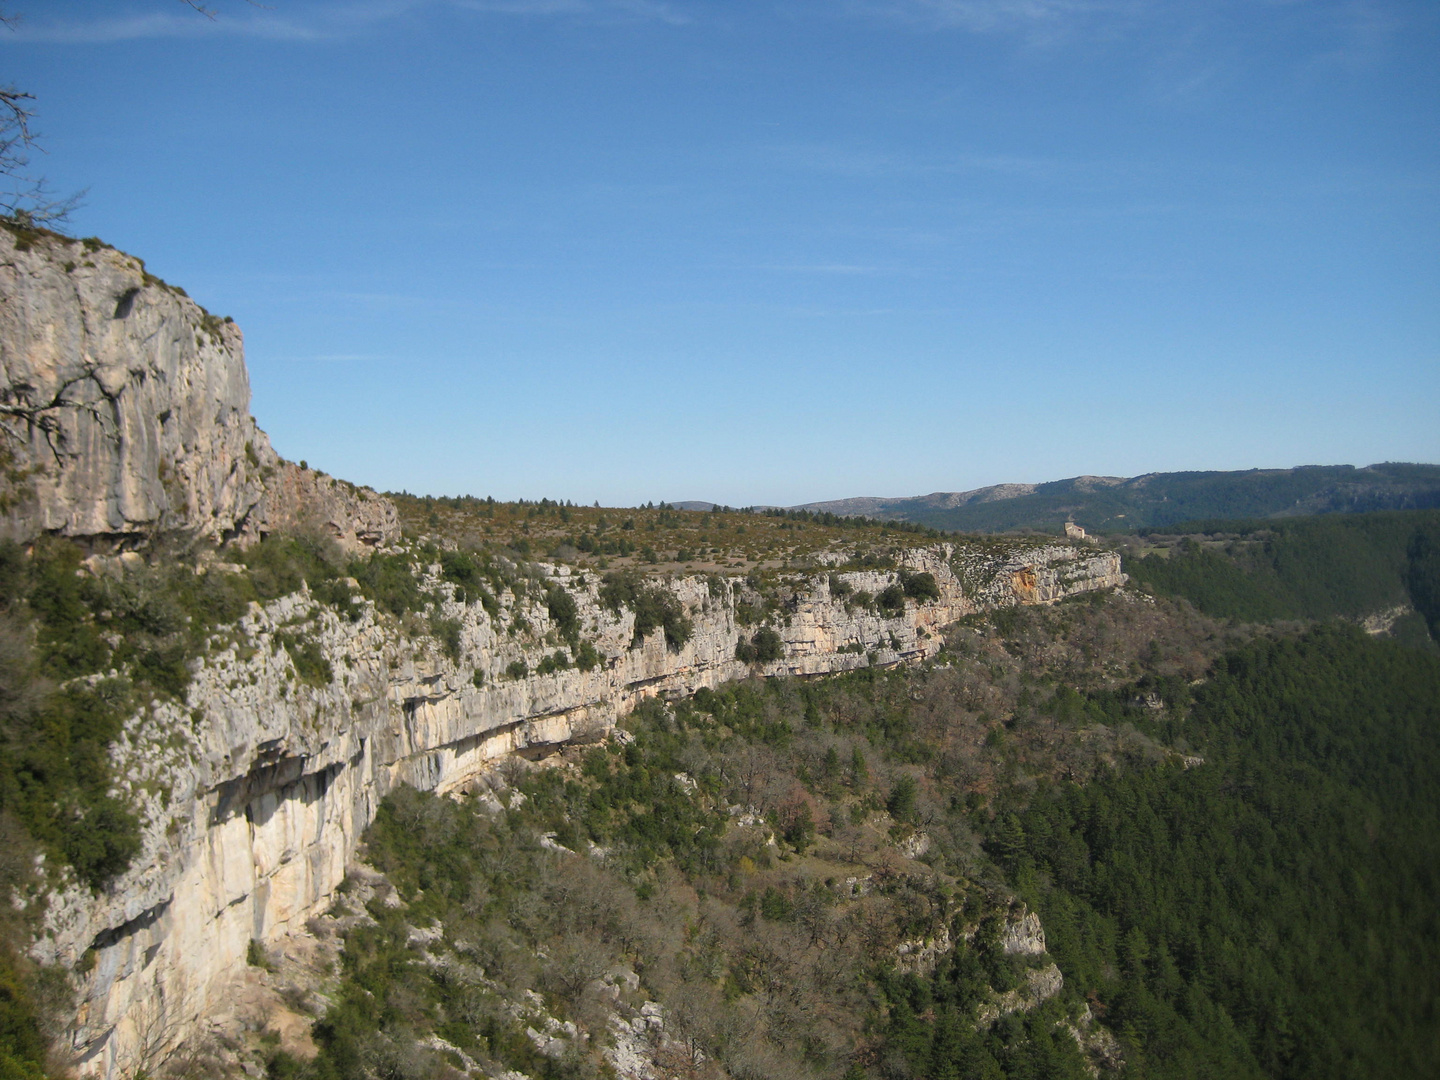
{"left": 0, "top": 228, "right": 396, "bottom": 550}
{"left": 39, "top": 542, "right": 1122, "bottom": 1078}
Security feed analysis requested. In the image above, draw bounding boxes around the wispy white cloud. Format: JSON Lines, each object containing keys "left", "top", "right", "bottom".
{"left": 765, "top": 141, "right": 1147, "bottom": 190}
{"left": 0, "top": 0, "right": 429, "bottom": 43}
{"left": 845, "top": 0, "right": 1146, "bottom": 35}
{"left": 3, "top": 9, "right": 329, "bottom": 43}
{"left": 454, "top": 0, "right": 693, "bottom": 25}
{"left": 2, "top": 0, "right": 690, "bottom": 45}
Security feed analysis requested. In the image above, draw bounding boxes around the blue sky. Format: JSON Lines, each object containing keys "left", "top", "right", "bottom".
{"left": 4, "top": 0, "right": 1437, "bottom": 506}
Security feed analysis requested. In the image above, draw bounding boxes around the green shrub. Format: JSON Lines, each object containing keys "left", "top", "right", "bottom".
{"left": 574, "top": 640, "right": 600, "bottom": 672}
{"left": 737, "top": 628, "right": 784, "bottom": 664}
{"left": 276, "top": 632, "right": 334, "bottom": 686}
{"left": 440, "top": 550, "right": 500, "bottom": 618}
{"left": 242, "top": 532, "right": 343, "bottom": 604}
{"left": 759, "top": 886, "right": 793, "bottom": 921}
{"left": 545, "top": 585, "right": 580, "bottom": 643}
{"left": 27, "top": 539, "right": 106, "bottom": 679}
{"left": 901, "top": 571, "right": 940, "bottom": 602}
{"left": 350, "top": 552, "right": 426, "bottom": 618}
{"left": 886, "top": 774, "right": 918, "bottom": 822}
{"left": 0, "top": 947, "right": 49, "bottom": 1080}
{"left": 131, "top": 642, "right": 191, "bottom": 698}
{"left": 428, "top": 614, "right": 463, "bottom": 662}
{"left": 246, "top": 939, "right": 269, "bottom": 969}
{"left": 600, "top": 573, "right": 692, "bottom": 650}
{"left": 735, "top": 599, "right": 762, "bottom": 626}
{"left": 536, "top": 651, "right": 570, "bottom": 676}
{"left": 505, "top": 660, "right": 529, "bottom": 680}
{"left": 60, "top": 795, "right": 141, "bottom": 890}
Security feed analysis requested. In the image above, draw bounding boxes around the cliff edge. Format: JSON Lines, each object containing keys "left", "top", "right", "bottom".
{"left": 0, "top": 223, "right": 396, "bottom": 550}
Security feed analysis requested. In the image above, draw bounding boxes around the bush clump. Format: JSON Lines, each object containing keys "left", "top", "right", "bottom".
{"left": 901, "top": 570, "right": 941, "bottom": 602}
{"left": 876, "top": 582, "right": 906, "bottom": 615}
{"left": 735, "top": 627, "right": 784, "bottom": 664}
{"left": 600, "top": 573, "right": 693, "bottom": 650}
{"left": 545, "top": 584, "right": 580, "bottom": 644}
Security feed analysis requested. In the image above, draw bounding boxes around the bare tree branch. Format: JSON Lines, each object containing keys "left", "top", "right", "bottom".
{"left": 1, "top": 2, "right": 251, "bottom": 221}
{"left": 0, "top": 371, "right": 114, "bottom": 462}
{"left": 0, "top": 12, "right": 85, "bottom": 224}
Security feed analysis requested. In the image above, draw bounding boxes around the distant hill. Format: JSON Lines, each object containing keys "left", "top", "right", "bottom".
{"left": 792, "top": 463, "right": 1440, "bottom": 534}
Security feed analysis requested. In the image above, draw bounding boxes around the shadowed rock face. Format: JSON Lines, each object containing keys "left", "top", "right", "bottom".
{"left": 256, "top": 462, "right": 399, "bottom": 552}
{"left": 0, "top": 227, "right": 397, "bottom": 550}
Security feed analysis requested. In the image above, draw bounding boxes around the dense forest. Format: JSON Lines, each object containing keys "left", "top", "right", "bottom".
{"left": 1122, "top": 509, "right": 1440, "bottom": 648}
{"left": 899, "top": 626, "right": 1440, "bottom": 1079}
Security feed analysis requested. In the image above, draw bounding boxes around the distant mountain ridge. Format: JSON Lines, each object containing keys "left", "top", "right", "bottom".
{"left": 788, "top": 463, "right": 1440, "bottom": 534}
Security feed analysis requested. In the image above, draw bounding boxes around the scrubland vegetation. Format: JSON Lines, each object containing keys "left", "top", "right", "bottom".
{"left": 388, "top": 495, "right": 953, "bottom": 577}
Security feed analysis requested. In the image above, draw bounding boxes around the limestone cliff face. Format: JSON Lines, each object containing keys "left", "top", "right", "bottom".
{"left": 254, "top": 462, "right": 400, "bottom": 552}
{"left": 36, "top": 542, "right": 1123, "bottom": 1078}
{"left": 0, "top": 227, "right": 272, "bottom": 543}
{"left": 0, "top": 227, "right": 396, "bottom": 551}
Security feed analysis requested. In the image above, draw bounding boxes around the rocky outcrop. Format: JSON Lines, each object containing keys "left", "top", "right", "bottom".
{"left": 0, "top": 226, "right": 397, "bottom": 550}
{"left": 36, "top": 541, "right": 1123, "bottom": 1078}
{"left": 1001, "top": 909, "right": 1047, "bottom": 956}
{"left": 978, "top": 905, "right": 1063, "bottom": 1026}
{"left": 254, "top": 462, "right": 399, "bottom": 552}
{"left": 0, "top": 226, "right": 272, "bottom": 543}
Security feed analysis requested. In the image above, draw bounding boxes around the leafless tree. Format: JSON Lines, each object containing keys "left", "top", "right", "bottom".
{"left": 2, "top": 1, "right": 264, "bottom": 222}
{"left": 541, "top": 931, "right": 614, "bottom": 1008}
{"left": 0, "top": 86, "right": 83, "bottom": 223}
{"left": 0, "top": 0, "right": 84, "bottom": 227}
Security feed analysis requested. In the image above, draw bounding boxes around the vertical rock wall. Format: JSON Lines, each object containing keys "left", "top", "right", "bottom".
{"left": 0, "top": 226, "right": 397, "bottom": 550}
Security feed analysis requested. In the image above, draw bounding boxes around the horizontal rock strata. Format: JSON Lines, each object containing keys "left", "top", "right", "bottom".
{"left": 38, "top": 542, "right": 1123, "bottom": 1078}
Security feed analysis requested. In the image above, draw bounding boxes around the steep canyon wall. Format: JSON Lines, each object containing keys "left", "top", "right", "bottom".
{"left": 37, "top": 544, "right": 1121, "bottom": 1077}
{"left": 2, "top": 226, "right": 1124, "bottom": 1077}
{"left": 0, "top": 226, "right": 395, "bottom": 550}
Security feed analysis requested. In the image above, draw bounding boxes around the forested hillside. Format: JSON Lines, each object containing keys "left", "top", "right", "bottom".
{"left": 1121, "top": 509, "right": 1440, "bottom": 648}
{"left": 801, "top": 464, "right": 1440, "bottom": 535}
{"left": 987, "top": 626, "right": 1440, "bottom": 1079}
{"left": 3, "top": 501, "right": 1436, "bottom": 1080}
{"left": 265, "top": 588, "right": 1440, "bottom": 1080}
